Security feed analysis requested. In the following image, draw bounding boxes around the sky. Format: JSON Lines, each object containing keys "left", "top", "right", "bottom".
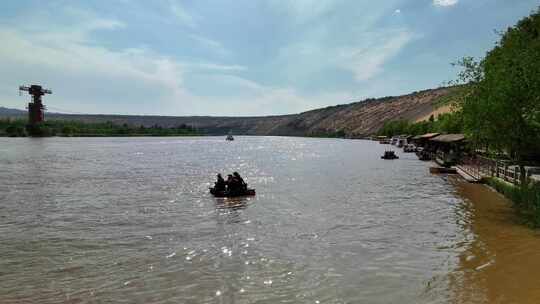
{"left": 0, "top": 0, "right": 538, "bottom": 116}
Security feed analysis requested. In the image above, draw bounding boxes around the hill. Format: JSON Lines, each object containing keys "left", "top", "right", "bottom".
{"left": 0, "top": 107, "right": 26, "bottom": 116}
{"left": 0, "top": 86, "right": 456, "bottom": 137}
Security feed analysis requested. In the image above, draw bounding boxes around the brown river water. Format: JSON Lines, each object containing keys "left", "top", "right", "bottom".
{"left": 0, "top": 136, "right": 539, "bottom": 303}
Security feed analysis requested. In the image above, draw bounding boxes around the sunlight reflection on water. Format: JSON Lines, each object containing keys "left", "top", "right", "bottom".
{"left": 2, "top": 136, "right": 531, "bottom": 303}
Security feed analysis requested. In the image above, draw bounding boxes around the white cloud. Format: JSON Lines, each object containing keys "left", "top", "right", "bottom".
{"left": 59, "top": 7, "right": 126, "bottom": 31}
{"left": 336, "top": 30, "right": 415, "bottom": 82}
{"left": 188, "top": 34, "right": 221, "bottom": 49}
{"left": 190, "top": 63, "right": 247, "bottom": 72}
{"left": 0, "top": 4, "right": 191, "bottom": 115}
{"left": 276, "top": 29, "right": 415, "bottom": 84}
{"left": 210, "top": 75, "right": 264, "bottom": 91}
{"left": 267, "top": 0, "right": 337, "bottom": 24}
{"left": 0, "top": 1, "right": 419, "bottom": 116}
{"left": 243, "top": 89, "right": 353, "bottom": 114}
{"left": 0, "top": 11, "right": 348, "bottom": 116}
{"left": 0, "top": 27, "right": 192, "bottom": 114}
{"left": 394, "top": 9, "right": 401, "bottom": 14}
{"left": 433, "top": 0, "right": 458, "bottom": 7}
{"left": 191, "top": 82, "right": 353, "bottom": 115}
{"left": 169, "top": 0, "right": 197, "bottom": 28}
{"left": 188, "top": 34, "right": 230, "bottom": 57}
{"left": 86, "top": 19, "right": 126, "bottom": 31}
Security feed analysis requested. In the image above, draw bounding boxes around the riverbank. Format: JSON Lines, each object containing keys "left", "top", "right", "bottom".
{"left": 0, "top": 87, "right": 457, "bottom": 138}
{"left": 376, "top": 132, "right": 540, "bottom": 228}
{"left": 446, "top": 177, "right": 540, "bottom": 304}
{"left": 0, "top": 118, "right": 201, "bottom": 137}
{"left": 452, "top": 154, "right": 540, "bottom": 228}
{"left": 484, "top": 177, "right": 540, "bottom": 227}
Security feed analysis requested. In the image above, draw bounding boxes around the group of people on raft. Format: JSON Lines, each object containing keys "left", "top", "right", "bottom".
{"left": 214, "top": 172, "right": 247, "bottom": 194}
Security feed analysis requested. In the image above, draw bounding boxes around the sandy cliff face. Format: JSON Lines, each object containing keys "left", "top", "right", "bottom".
{"left": 1, "top": 87, "right": 454, "bottom": 137}
{"left": 260, "top": 86, "right": 454, "bottom": 137}
{"left": 179, "top": 86, "right": 453, "bottom": 137}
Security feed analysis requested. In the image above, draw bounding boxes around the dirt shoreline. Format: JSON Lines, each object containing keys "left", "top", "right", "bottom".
{"left": 447, "top": 177, "right": 540, "bottom": 303}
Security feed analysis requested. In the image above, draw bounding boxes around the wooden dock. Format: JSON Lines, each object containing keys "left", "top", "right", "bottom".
{"left": 456, "top": 166, "right": 482, "bottom": 183}
{"left": 429, "top": 167, "right": 457, "bottom": 174}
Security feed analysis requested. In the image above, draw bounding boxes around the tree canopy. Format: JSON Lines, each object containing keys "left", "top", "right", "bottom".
{"left": 458, "top": 7, "right": 540, "bottom": 160}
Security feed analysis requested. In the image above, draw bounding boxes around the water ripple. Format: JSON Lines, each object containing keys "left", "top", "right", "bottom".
{"left": 0, "top": 137, "right": 477, "bottom": 303}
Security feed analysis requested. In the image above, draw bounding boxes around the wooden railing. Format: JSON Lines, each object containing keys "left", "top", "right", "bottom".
{"left": 456, "top": 155, "right": 536, "bottom": 185}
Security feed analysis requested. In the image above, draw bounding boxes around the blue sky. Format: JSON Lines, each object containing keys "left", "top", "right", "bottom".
{"left": 0, "top": 0, "right": 537, "bottom": 116}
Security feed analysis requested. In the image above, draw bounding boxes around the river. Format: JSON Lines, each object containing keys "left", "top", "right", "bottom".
{"left": 1, "top": 136, "right": 539, "bottom": 303}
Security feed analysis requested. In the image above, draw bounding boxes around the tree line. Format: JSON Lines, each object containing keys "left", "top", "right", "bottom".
{"left": 379, "top": 7, "right": 540, "bottom": 226}
{"left": 377, "top": 112, "right": 463, "bottom": 137}
{"left": 379, "top": 7, "right": 540, "bottom": 162}
{"left": 0, "top": 118, "right": 200, "bottom": 137}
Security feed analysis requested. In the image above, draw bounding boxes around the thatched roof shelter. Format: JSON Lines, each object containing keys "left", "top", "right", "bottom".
{"left": 430, "top": 134, "right": 465, "bottom": 143}
{"left": 412, "top": 133, "right": 440, "bottom": 140}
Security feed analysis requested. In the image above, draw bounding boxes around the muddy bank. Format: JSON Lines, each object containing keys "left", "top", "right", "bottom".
{"left": 447, "top": 177, "right": 540, "bottom": 303}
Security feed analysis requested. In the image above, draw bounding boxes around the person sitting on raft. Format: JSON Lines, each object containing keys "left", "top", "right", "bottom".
{"left": 233, "top": 172, "right": 247, "bottom": 191}
{"left": 226, "top": 174, "right": 236, "bottom": 192}
{"left": 214, "top": 173, "right": 226, "bottom": 191}
{"left": 225, "top": 173, "right": 246, "bottom": 194}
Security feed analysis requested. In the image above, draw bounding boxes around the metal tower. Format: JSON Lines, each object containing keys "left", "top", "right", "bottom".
{"left": 19, "top": 85, "right": 52, "bottom": 125}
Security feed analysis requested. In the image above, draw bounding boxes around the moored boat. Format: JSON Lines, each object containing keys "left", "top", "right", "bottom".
{"left": 417, "top": 151, "right": 432, "bottom": 161}
{"left": 404, "top": 144, "right": 416, "bottom": 153}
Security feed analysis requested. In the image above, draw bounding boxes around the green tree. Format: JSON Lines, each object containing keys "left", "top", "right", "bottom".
{"left": 434, "top": 112, "right": 463, "bottom": 134}
{"left": 377, "top": 120, "right": 411, "bottom": 137}
{"left": 457, "top": 8, "right": 540, "bottom": 162}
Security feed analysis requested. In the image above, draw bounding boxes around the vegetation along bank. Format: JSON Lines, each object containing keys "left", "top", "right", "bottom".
{"left": 379, "top": 8, "right": 540, "bottom": 226}
{"left": 0, "top": 119, "right": 200, "bottom": 137}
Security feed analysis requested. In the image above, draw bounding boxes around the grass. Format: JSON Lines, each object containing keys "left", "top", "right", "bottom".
{"left": 485, "top": 177, "right": 540, "bottom": 228}
{"left": 0, "top": 118, "right": 201, "bottom": 137}
{"left": 432, "top": 85, "right": 469, "bottom": 108}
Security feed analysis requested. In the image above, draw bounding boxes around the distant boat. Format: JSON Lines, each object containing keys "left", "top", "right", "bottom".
{"left": 225, "top": 131, "right": 234, "bottom": 140}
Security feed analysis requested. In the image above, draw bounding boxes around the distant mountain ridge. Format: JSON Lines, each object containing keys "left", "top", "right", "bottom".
{"left": 0, "top": 107, "right": 26, "bottom": 115}
{"left": 0, "top": 86, "right": 455, "bottom": 137}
